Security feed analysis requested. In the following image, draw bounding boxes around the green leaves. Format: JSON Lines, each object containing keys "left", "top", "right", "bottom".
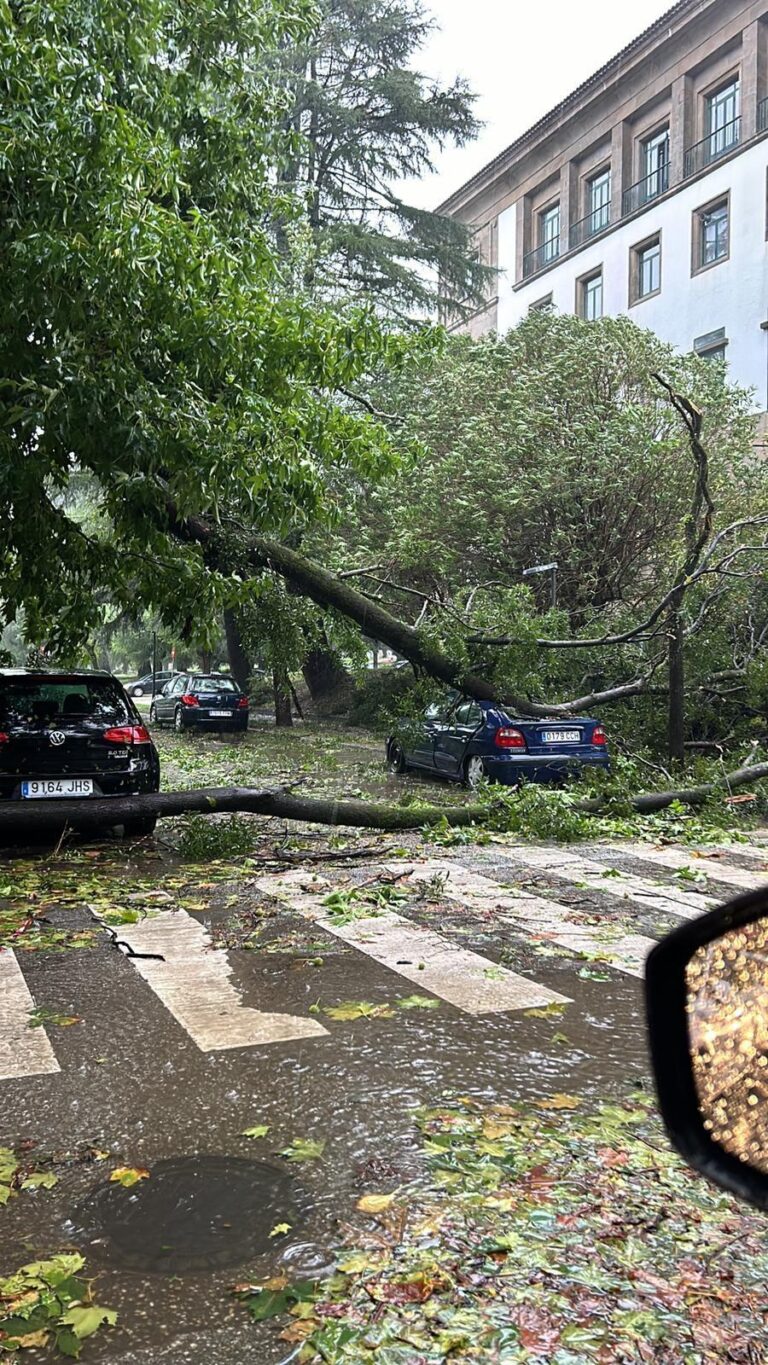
{"left": 280, "top": 1138, "right": 325, "bottom": 1163}
{"left": 322, "top": 1001, "right": 393, "bottom": 1021}
{"left": 27, "top": 1008, "right": 81, "bottom": 1029}
{"left": 241, "top": 1125, "right": 270, "bottom": 1140}
{"left": 0, "top": 1253, "right": 115, "bottom": 1357}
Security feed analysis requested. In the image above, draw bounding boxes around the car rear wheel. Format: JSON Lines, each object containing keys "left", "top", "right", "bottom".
{"left": 149, "top": 702, "right": 158, "bottom": 725}
{"left": 388, "top": 741, "right": 407, "bottom": 774}
{"left": 174, "top": 707, "right": 185, "bottom": 733}
{"left": 464, "top": 755, "right": 488, "bottom": 788}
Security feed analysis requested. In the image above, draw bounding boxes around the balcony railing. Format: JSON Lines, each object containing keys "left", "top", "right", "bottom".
{"left": 569, "top": 206, "right": 610, "bottom": 251}
{"left": 760, "top": 96, "right": 768, "bottom": 132}
{"left": 683, "top": 116, "right": 741, "bottom": 177}
{"left": 622, "top": 163, "right": 670, "bottom": 217}
{"left": 522, "top": 238, "right": 560, "bottom": 278}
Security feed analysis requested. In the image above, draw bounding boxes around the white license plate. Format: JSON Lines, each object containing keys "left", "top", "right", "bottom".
{"left": 22, "top": 779, "right": 94, "bottom": 799}
{"left": 542, "top": 730, "right": 581, "bottom": 744}
{"left": 209, "top": 710, "right": 233, "bottom": 718}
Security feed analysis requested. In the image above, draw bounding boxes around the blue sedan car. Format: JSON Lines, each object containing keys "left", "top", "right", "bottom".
{"left": 387, "top": 697, "right": 609, "bottom": 788}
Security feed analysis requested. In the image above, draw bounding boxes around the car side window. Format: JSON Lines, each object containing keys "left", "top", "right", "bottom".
{"left": 454, "top": 701, "right": 483, "bottom": 727}
{"left": 171, "top": 676, "right": 186, "bottom": 695}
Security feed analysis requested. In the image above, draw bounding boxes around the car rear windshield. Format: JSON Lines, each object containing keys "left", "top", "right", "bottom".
{"left": 191, "top": 677, "right": 238, "bottom": 693}
{"left": 0, "top": 677, "right": 132, "bottom": 727}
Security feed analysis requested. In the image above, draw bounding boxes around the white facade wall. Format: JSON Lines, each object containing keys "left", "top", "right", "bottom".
{"left": 496, "top": 141, "right": 768, "bottom": 409}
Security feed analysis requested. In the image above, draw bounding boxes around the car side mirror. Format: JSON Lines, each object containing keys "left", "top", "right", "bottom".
{"left": 646, "top": 887, "right": 768, "bottom": 1211}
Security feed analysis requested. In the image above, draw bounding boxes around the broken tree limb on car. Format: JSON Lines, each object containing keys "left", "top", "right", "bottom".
{"left": 2, "top": 761, "right": 768, "bottom": 835}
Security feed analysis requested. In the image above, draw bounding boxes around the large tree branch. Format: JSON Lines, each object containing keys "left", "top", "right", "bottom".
{"left": 5, "top": 761, "right": 768, "bottom": 836}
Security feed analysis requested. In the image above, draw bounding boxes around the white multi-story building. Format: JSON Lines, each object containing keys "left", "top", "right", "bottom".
{"left": 440, "top": 0, "right": 768, "bottom": 414}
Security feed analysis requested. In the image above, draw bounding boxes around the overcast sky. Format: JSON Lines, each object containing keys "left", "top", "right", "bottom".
{"left": 404, "top": 0, "right": 676, "bottom": 209}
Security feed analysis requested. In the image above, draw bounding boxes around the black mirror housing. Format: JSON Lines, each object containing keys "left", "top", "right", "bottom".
{"left": 646, "top": 885, "right": 768, "bottom": 1212}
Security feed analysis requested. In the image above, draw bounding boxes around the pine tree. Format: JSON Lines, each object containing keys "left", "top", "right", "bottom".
{"left": 277, "top": 0, "right": 493, "bottom": 320}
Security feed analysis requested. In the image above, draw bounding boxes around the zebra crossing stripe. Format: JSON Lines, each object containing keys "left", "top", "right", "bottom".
{"left": 0, "top": 949, "right": 60, "bottom": 1080}
{"left": 710, "top": 843, "right": 768, "bottom": 865}
{"left": 256, "top": 870, "right": 569, "bottom": 1015}
{"left": 88, "top": 908, "right": 329, "bottom": 1052}
{"left": 491, "top": 845, "right": 715, "bottom": 921}
{"left": 384, "top": 860, "right": 655, "bottom": 978}
{"left": 599, "top": 842, "right": 767, "bottom": 892}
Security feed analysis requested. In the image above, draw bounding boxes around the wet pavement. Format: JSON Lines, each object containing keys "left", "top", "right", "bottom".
{"left": 2, "top": 829, "right": 768, "bottom": 1362}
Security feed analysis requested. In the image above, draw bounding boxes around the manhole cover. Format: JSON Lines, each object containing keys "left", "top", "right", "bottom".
{"left": 69, "top": 1155, "right": 305, "bottom": 1274}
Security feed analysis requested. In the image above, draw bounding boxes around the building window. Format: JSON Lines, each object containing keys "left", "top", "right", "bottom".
{"left": 588, "top": 170, "right": 611, "bottom": 233}
{"left": 694, "top": 328, "right": 727, "bottom": 362}
{"left": 631, "top": 235, "right": 661, "bottom": 303}
{"left": 539, "top": 203, "right": 560, "bottom": 263}
{"left": 694, "top": 196, "right": 729, "bottom": 272}
{"left": 706, "top": 78, "right": 740, "bottom": 161}
{"left": 642, "top": 128, "right": 669, "bottom": 200}
{"left": 529, "top": 293, "right": 553, "bottom": 312}
{"left": 579, "top": 269, "right": 603, "bottom": 321}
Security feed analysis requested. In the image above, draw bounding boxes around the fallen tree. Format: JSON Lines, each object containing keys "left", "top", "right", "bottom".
{"left": 3, "top": 760, "right": 768, "bottom": 835}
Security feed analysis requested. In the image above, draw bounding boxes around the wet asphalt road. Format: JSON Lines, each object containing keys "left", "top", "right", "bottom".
{"left": 2, "top": 835, "right": 766, "bottom": 1363}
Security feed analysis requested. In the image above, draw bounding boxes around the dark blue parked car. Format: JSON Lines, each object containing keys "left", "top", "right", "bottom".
{"left": 386, "top": 697, "right": 609, "bottom": 788}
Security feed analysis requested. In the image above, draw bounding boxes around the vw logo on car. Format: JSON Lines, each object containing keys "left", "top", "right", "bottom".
{"left": 48, "top": 731, "right": 66, "bottom": 747}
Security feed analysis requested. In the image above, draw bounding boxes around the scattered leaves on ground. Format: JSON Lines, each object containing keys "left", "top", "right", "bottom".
{"left": 241, "top": 1093, "right": 768, "bottom": 1362}
{"left": 0, "top": 1253, "right": 116, "bottom": 1357}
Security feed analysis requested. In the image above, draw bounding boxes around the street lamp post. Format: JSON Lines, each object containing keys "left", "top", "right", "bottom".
{"left": 522, "top": 562, "right": 559, "bottom": 610}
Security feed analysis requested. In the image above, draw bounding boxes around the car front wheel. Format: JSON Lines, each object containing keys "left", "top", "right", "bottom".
{"left": 388, "top": 741, "right": 407, "bottom": 774}
{"left": 464, "top": 755, "right": 488, "bottom": 788}
{"left": 132, "top": 686, "right": 144, "bottom": 698}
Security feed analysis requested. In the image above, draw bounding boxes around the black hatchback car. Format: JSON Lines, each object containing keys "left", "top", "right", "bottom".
{"left": 0, "top": 670, "right": 161, "bottom": 832}
{"left": 149, "top": 673, "right": 249, "bottom": 733}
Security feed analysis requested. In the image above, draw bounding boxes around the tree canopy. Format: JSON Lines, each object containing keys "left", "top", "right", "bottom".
{"left": 0, "top": 0, "right": 414, "bottom": 652}
{"left": 274, "top": 0, "right": 490, "bottom": 319}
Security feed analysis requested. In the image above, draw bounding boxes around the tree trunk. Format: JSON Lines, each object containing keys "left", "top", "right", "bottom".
{"left": 302, "top": 644, "right": 351, "bottom": 704}
{"left": 2, "top": 761, "right": 767, "bottom": 837}
{"left": 273, "top": 669, "right": 293, "bottom": 727}
{"left": 667, "top": 608, "right": 686, "bottom": 765}
{"left": 224, "top": 609, "right": 252, "bottom": 693}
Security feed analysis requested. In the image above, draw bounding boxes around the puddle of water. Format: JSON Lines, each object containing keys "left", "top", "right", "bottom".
{"left": 68, "top": 1155, "right": 307, "bottom": 1274}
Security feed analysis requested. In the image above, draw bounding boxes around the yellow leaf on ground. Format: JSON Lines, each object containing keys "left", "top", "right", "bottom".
{"left": 11, "top": 1330, "right": 49, "bottom": 1348}
{"left": 109, "top": 1166, "right": 150, "bottom": 1187}
{"left": 356, "top": 1193, "right": 395, "bottom": 1215}
{"left": 536, "top": 1094, "right": 582, "bottom": 1111}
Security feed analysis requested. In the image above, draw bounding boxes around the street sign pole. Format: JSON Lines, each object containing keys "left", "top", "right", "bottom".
{"left": 152, "top": 630, "right": 158, "bottom": 698}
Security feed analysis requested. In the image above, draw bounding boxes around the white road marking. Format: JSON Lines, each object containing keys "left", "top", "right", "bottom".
{"left": 256, "top": 871, "right": 569, "bottom": 1014}
{"left": 384, "top": 860, "right": 654, "bottom": 978}
{"left": 710, "top": 843, "right": 768, "bottom": 865}
{"left": 89, "top": 908, "right": 328, "bottom": 1052}
{"left": 599, "top": 842, "right": 767, "bottom": 892}
{"left": 490, "top": 845, "right": 716, "bottom": 921}
{"left": 0, "top": 949, "right": 60, "bottom": 1080}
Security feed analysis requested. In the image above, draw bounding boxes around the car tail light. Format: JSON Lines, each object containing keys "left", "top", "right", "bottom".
{"left": 592, "top": 725, "right": 607, "bottom": 746}
{"left": 495, "top": 726, "right": 527, "bottom": 750}
{"left": 236, "top": 697, "right": 249, "bottom": 708}
{"left": 181, "top": 694, "right": 200, "bottom": 707}
{"left": 103, "top": 726, "right": 152, "bottom": 745}
{"left": 0, "top": 733, "right": 8, "bottom": 745}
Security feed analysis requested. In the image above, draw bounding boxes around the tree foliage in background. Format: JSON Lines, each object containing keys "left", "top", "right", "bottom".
{"left": 0, "top": 0, "right": 416, "bottom": 656}
{"left": 275, "top": 0, "right": 491, "bottom": 318}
